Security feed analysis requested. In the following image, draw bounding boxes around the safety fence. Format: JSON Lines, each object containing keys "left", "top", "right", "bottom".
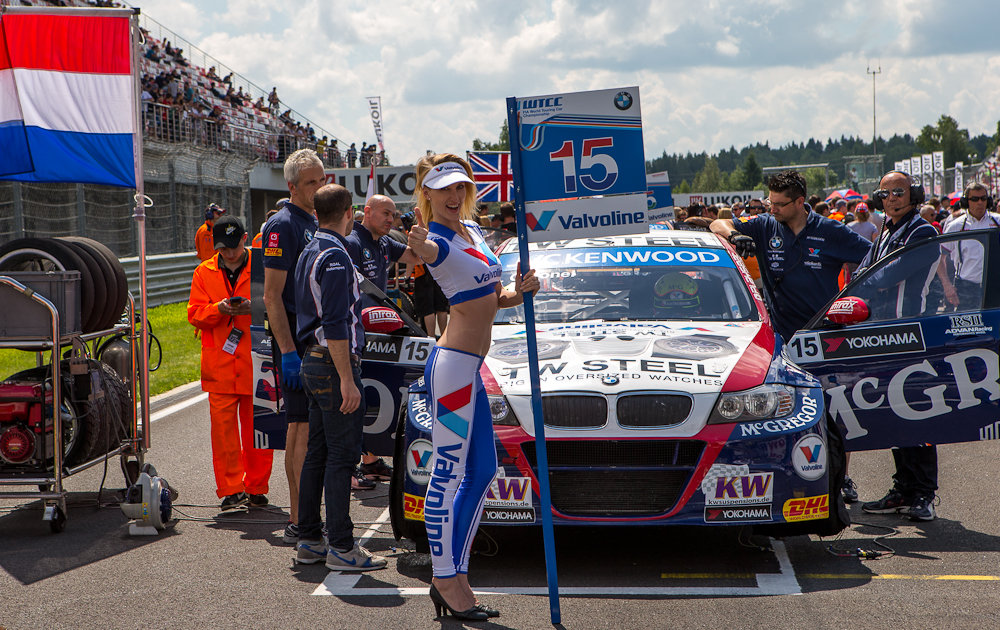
{"left": 122, "top": 252, "right": 199, "bottom": 308}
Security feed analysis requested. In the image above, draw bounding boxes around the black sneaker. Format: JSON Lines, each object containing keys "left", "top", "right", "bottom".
{"left": 862, "top": 488, "right": 908, "bottom": 514}
{"left": 248, "top": 494, "right": 269, "bottom": 508}
{"left": 220, "top": 492, "right": 248, "bottom": 511}
{"left": 842, "top": 476, "right": 859, "bottom": 503}
{"left": 359, "top": 458, "right": 393, "bottom": 481}
{"left": 351, "top": 465, "right": 376, "bottom": 491}
{"left": 283, "top": 522, "right": 299, "bottom": 545}
{"left": 908, "top": 495, "right": 936, "bottom": 521}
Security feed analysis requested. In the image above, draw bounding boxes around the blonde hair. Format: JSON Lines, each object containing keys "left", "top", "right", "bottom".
{"left": 414, "top": 153, "right": 478, "bottom": 224}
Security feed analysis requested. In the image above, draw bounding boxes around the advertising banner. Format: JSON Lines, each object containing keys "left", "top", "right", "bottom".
{"left": 922, "top": 154, "right": 934, "bottom": 195}
{"left": 367, "top": 96, "right": 384, "bottom": 151}
{"left": 954, "top": 161, "right": 965, "bottom": 193}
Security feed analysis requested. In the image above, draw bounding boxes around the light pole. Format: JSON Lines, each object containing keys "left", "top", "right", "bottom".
{"left": 867, "top": 64, "right": 881, "bottom": 157}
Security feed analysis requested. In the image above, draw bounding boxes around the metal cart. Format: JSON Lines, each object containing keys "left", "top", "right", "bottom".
{"left": 0, "top": 273, "right": 145, "bottom": 532}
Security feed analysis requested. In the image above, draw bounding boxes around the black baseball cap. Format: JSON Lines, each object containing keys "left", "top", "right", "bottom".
{"left": 213, "top": 215, "right": 246, "bottom": 249}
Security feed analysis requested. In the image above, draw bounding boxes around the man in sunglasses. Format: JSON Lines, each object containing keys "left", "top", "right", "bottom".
{"left": 710, "top": 170, "right": 870, "bottom": 341}
{"left": 857, "top": 170, "right": 941, "bottom": 521}
{"left": 937, "top": 182, "right": 1000, "bottom": 310}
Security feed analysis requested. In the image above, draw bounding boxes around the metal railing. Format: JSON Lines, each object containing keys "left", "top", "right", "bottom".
{"left": 121, "top": 251, "right": 200, "bottom": 308}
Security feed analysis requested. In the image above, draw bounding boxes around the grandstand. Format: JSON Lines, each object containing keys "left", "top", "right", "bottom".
{"left": 0, "top": 0, "right": 387, "bottom": 257}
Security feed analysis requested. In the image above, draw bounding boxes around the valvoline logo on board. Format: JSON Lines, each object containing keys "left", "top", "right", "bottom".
{"left": 526, "top": 210, "right": 556, "bottom": 231}
{"left": 405, "top": 438, "right": 433, "bottom": 485}
{"left": 791, "top": 434, "right": 826, "bottom": 481}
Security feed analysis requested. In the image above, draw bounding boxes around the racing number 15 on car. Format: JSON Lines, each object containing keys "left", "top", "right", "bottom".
{"left": 787, "top": 333, "right": 821, "bottom": 363}
{"left": 549, "top": 137, "right": 618, "bottom": 194}
{"left": 402, "top": 338, "right": 433, "bottom": 363}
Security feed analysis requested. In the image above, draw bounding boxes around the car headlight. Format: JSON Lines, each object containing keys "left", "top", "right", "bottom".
{"left": 488, "top": 395, "right": 518, "bottom": 426}
{"left": 708, "top": 384, "right": 795, "bottom": 424}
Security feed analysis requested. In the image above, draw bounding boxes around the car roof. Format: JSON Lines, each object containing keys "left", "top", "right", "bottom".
{"left": 496, "top": 228, "right": 726, "bottom": 255}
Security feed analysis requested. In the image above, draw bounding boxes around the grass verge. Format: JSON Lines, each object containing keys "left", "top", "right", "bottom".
{"left": 0, "top": 301, "right": 201, "bottom": 397}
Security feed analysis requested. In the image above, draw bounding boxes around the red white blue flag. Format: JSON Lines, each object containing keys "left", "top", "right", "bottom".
{"left": 468, "top": 151, "right": 513, "bottom": 202}
{"left": 0, "top": 9, "right": 136, "bottom": 187}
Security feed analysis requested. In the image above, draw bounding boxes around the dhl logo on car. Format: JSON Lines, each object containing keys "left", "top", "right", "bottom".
{"left": 403, "top": 493, "right": 424, "bottom": 521}
{"left": 782, "top": 494, "right": 828, "bottom": 522}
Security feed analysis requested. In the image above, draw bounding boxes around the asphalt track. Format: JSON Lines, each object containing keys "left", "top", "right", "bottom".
{"left": 2, "top": 382, "right": 999, "bottom": 629}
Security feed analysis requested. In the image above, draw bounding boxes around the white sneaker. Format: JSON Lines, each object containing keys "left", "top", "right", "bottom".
{"left": 325, "top": 543, "right": 387, "bottom": 572}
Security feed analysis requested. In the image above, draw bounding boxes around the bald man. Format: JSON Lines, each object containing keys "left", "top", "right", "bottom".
{"left": 345, "top": 194, "right": 421, "bottom": 484}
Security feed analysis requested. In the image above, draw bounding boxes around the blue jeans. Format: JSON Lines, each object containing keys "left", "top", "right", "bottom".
{"left": 297, "top": 351, "right": 365, "bottom": 551}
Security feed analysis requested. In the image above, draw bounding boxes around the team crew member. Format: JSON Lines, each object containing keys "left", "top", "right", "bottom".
{"left": 195, "top": 203, "right": 226, "bottom": 261}
{"left": 262, "top": 149, "right": 322, "bottom": 544}
{"left": 188, "top": 216, "right": 273, "bottom": 510}
{"left": 710, "top": 170, "right": 871, "bottom": 341}
{"left": 291, "top": 184, "right": 388, "bottom": 572}
{"left": 938, "top": 182, "right": 1000, "bottom": 310}
{"left": 407, "top": 154, "right": 538, "bottom": 621}
{"left": 859, "top": 171, "right": 941, "bottom": 522}
{"left": 345, "top": 194, "right": 422, "bottom": 485}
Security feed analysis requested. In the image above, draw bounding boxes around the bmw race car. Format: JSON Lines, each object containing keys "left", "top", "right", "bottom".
{"left": 389, "top": 228, "right": 848, "bottom": 549}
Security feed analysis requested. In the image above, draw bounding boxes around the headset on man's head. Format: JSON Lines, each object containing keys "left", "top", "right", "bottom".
{"left": 868, "top": 171, "right": 925, "bottom": 210}
{"left": 204, "top": 203, "right": 224, "bottom": 221}
{"left": 959, "top": 183, "right": 994, "bottom": 210}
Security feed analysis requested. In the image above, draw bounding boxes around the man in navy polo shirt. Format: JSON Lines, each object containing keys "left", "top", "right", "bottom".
{"left": 262, "top": 148, "right": 322, "bottom": 544}
{"left": 291, "top": 183, "right": 387, "bottom": 572}
{"left": 345, "top": 194, "right": 421, "bottom": 483}
{"left": 710, "top": 170, "right": 871, "bottom": 341}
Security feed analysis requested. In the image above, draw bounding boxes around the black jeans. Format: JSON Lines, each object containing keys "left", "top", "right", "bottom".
{"left": 892, "top": 445, "right": 938, "bottom": 500}
{"left": 297, "top": 351, "right": 365, "bottom": 550}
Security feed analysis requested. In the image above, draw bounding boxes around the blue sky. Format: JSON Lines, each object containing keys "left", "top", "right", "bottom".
{"left": 135, "top": 0, "right": 1000, "bottom": 166}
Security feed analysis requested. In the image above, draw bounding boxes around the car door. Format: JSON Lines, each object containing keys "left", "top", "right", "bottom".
{"left": 788, "top": 229, "right": 1000, "bottom": 451}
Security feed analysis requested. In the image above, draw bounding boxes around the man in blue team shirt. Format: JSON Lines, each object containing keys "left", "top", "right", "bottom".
{"left": 261, "top": 149, "right": 322, "bottom": 544}
{"left": 710, "top": 170, "right": 871, "bottom": 341}
{"left": 856, "top": 170, "right": 941, "bottom": 522}
{"left": 345, "top": 194, "right": 422, "bottom": 483}
{"left": 291, "top": 183, "right": 387, "bottom": 572}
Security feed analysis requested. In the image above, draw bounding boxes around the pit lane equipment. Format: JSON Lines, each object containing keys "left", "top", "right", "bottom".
{"left": 120, "top": 463, "right": 176, "bottom": 535}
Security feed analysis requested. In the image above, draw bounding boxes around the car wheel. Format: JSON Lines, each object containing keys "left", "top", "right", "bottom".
{"left": 389, "top": 401, "right": 429, "bottom": 553}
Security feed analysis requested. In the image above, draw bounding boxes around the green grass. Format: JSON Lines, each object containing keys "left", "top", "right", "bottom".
{"left": 0, "top": 301, "right": 202, "bottom": 397}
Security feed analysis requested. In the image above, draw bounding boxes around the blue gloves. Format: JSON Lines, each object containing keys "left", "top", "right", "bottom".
{"left": 281, "top": 350, "right": 302, "bottom": 391}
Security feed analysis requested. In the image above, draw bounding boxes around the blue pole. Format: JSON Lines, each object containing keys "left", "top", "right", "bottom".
{"left": 505, "top": 96, "right": 561, "bottom": 625}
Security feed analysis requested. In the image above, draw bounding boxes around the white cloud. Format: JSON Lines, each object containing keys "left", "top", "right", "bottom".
{"left": 132, "top": 0, "right": 1000, "bottom": 168}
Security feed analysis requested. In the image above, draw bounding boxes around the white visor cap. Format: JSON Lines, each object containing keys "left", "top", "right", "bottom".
{"left": 422, "top": 161, "right": 474, "bottom": 189}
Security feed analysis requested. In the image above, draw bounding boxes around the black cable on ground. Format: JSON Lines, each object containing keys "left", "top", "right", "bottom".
{"left": 821, "top": 520, "right": 899, "bottom": 560}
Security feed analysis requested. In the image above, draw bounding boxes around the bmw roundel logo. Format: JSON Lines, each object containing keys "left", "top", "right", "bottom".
{"left": 614, "top": 91, "right": 633, "bottom": 111}
{"left": 769, "top": 236, "right": 783, "bottom": 249}
{"left": 363, "top": 248, "right": 372, "bottom": 260}
{"left": 601, "top": 375, "right": 619, "bottom": 385}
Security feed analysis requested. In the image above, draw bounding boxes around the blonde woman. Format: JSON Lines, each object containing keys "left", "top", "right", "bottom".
{"left": 407, "top": 154, "right": 538, "bottom": 620}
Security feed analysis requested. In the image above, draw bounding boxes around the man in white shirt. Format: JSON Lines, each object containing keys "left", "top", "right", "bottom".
{"left": 939, "top": 182, "right": 1000, "bottom": 309}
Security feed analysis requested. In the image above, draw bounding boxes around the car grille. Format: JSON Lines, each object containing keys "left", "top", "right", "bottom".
{"left": 542, "top": 395, "right": 607, "bottom": 429}
{"left": 521, "top": 440, "right": 705, "bottom": 516}
{"left": 616, "top": 394, "right": 692, "bottom": 428}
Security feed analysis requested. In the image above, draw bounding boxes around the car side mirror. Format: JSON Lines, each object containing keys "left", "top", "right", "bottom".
{"left": 826, "top": 296, "right": 869, "bottom": 325}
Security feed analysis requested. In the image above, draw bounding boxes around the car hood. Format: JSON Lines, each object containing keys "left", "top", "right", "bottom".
{"left": 485, "top": 319, "right": 765, "bottom": 396}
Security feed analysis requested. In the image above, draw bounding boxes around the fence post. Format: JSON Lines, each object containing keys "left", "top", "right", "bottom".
{"left": 12, "top": 182, "right": 24, "bottom": 239}
{"left": 169, "top": 160, "right": 179, "bottom": 252}
{"left": 76, "top": 183, "right": 87, "bottom": 235}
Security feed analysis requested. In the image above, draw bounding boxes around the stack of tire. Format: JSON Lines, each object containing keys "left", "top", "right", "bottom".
{"left": 0, "top": 237, "right": 129, "bottom": 333}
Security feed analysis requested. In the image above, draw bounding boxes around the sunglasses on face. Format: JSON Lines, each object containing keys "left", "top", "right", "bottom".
{"left": 747, "top": 205, "right": 764, "bottom": 211}
{"left": 874, "top": 188, "right": 906, "bottom": 199}
{"left": 967, "top": 195, "right": 989, "bottom": 203}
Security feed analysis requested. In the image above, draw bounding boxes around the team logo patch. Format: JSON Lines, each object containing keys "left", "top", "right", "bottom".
{"left": 403, "top": 493, "right": 424, "bottom": 521}
{"left": 405, "top": 439, "right": 433, "bottom": 485}
{"left": 267, "top": 232, "right": 279, "bottom": 247}
{"left": 264, "top": 247, "right": 282, "bottom": 257}
{"left": 769, "top": 236, "right": 783, "bottom": 249}
{"left": 791, "top": 434, "right": 826, "bottom": 480}
{"left": 363, "top": 248, "right": 373, "bottom": 260}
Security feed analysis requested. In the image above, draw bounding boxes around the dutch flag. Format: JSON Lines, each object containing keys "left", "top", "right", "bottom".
{"left": 0, "top": 9, "right": 136, "bottom": 188}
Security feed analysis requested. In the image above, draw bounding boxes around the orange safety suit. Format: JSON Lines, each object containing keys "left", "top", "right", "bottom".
{"left": 251, "top": 232, "right": 262, "bottom": 248}
{"left": 188, "top": 252, "right": 273, "bottom": 498}
{"left": 195, "top": 220, "right": 216, "bottom": 261}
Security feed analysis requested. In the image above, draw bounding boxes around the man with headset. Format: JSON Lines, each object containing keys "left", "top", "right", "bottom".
{"left": 938, "top": 182, "right": 1000, "bottom": 310}
{"left": 709, "top": 170, "right": 870, "bottom": 341}
{"left": 858, "top": 170, "right": 941, "bottom": 521}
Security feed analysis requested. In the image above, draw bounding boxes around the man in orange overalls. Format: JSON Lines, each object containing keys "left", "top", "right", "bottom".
{"left": 188, "top": 215, "right": 273, "bottom": 510}
{"left": 195, "top": 203, "right": 226, "bottom": 261}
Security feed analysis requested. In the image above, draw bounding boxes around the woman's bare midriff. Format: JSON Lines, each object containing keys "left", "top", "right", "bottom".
{"left": 436, "top": 290, "right": 498, "bottom": 357}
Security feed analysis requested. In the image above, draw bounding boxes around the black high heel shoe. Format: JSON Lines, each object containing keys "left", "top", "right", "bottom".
{"left": 429, "top": 584, "right": 489, "bottom": 621}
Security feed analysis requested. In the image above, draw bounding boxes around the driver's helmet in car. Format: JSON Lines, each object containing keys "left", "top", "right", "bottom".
{"left": 652, "top": 272, "right": 701, "bottom": 316}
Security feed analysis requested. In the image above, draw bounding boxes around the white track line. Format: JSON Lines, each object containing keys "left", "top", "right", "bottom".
{"left": 312, "top": 537, "right": 803, "bottom": 597}
{"left": 149, "top": 392, "right": 208, "bottom": 423}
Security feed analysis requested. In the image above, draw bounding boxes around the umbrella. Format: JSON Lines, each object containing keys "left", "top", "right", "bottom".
{"left": 825, "top": 188, "right": 862, "bottom": 202}
{"left": 947, "top": 191, "right": 963, "bottom": 206}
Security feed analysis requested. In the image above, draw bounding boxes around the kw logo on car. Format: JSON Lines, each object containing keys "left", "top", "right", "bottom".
{"left": 485, "top": 477, "right": 532, "bottom": 507}
{"left": 526, "top": 210, "right": 556, "bottom": 231}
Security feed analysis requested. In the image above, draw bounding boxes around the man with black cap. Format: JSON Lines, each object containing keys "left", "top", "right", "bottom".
{"left": 195, "top": 203, "right": 225, "bottom": 261}
{"left": 188, "top": 215, "right": 273, "bottom": 511}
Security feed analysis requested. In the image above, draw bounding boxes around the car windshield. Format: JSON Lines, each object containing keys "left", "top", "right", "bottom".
{"left": 494, "top": 245, "right": 760, "bottom": 324}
